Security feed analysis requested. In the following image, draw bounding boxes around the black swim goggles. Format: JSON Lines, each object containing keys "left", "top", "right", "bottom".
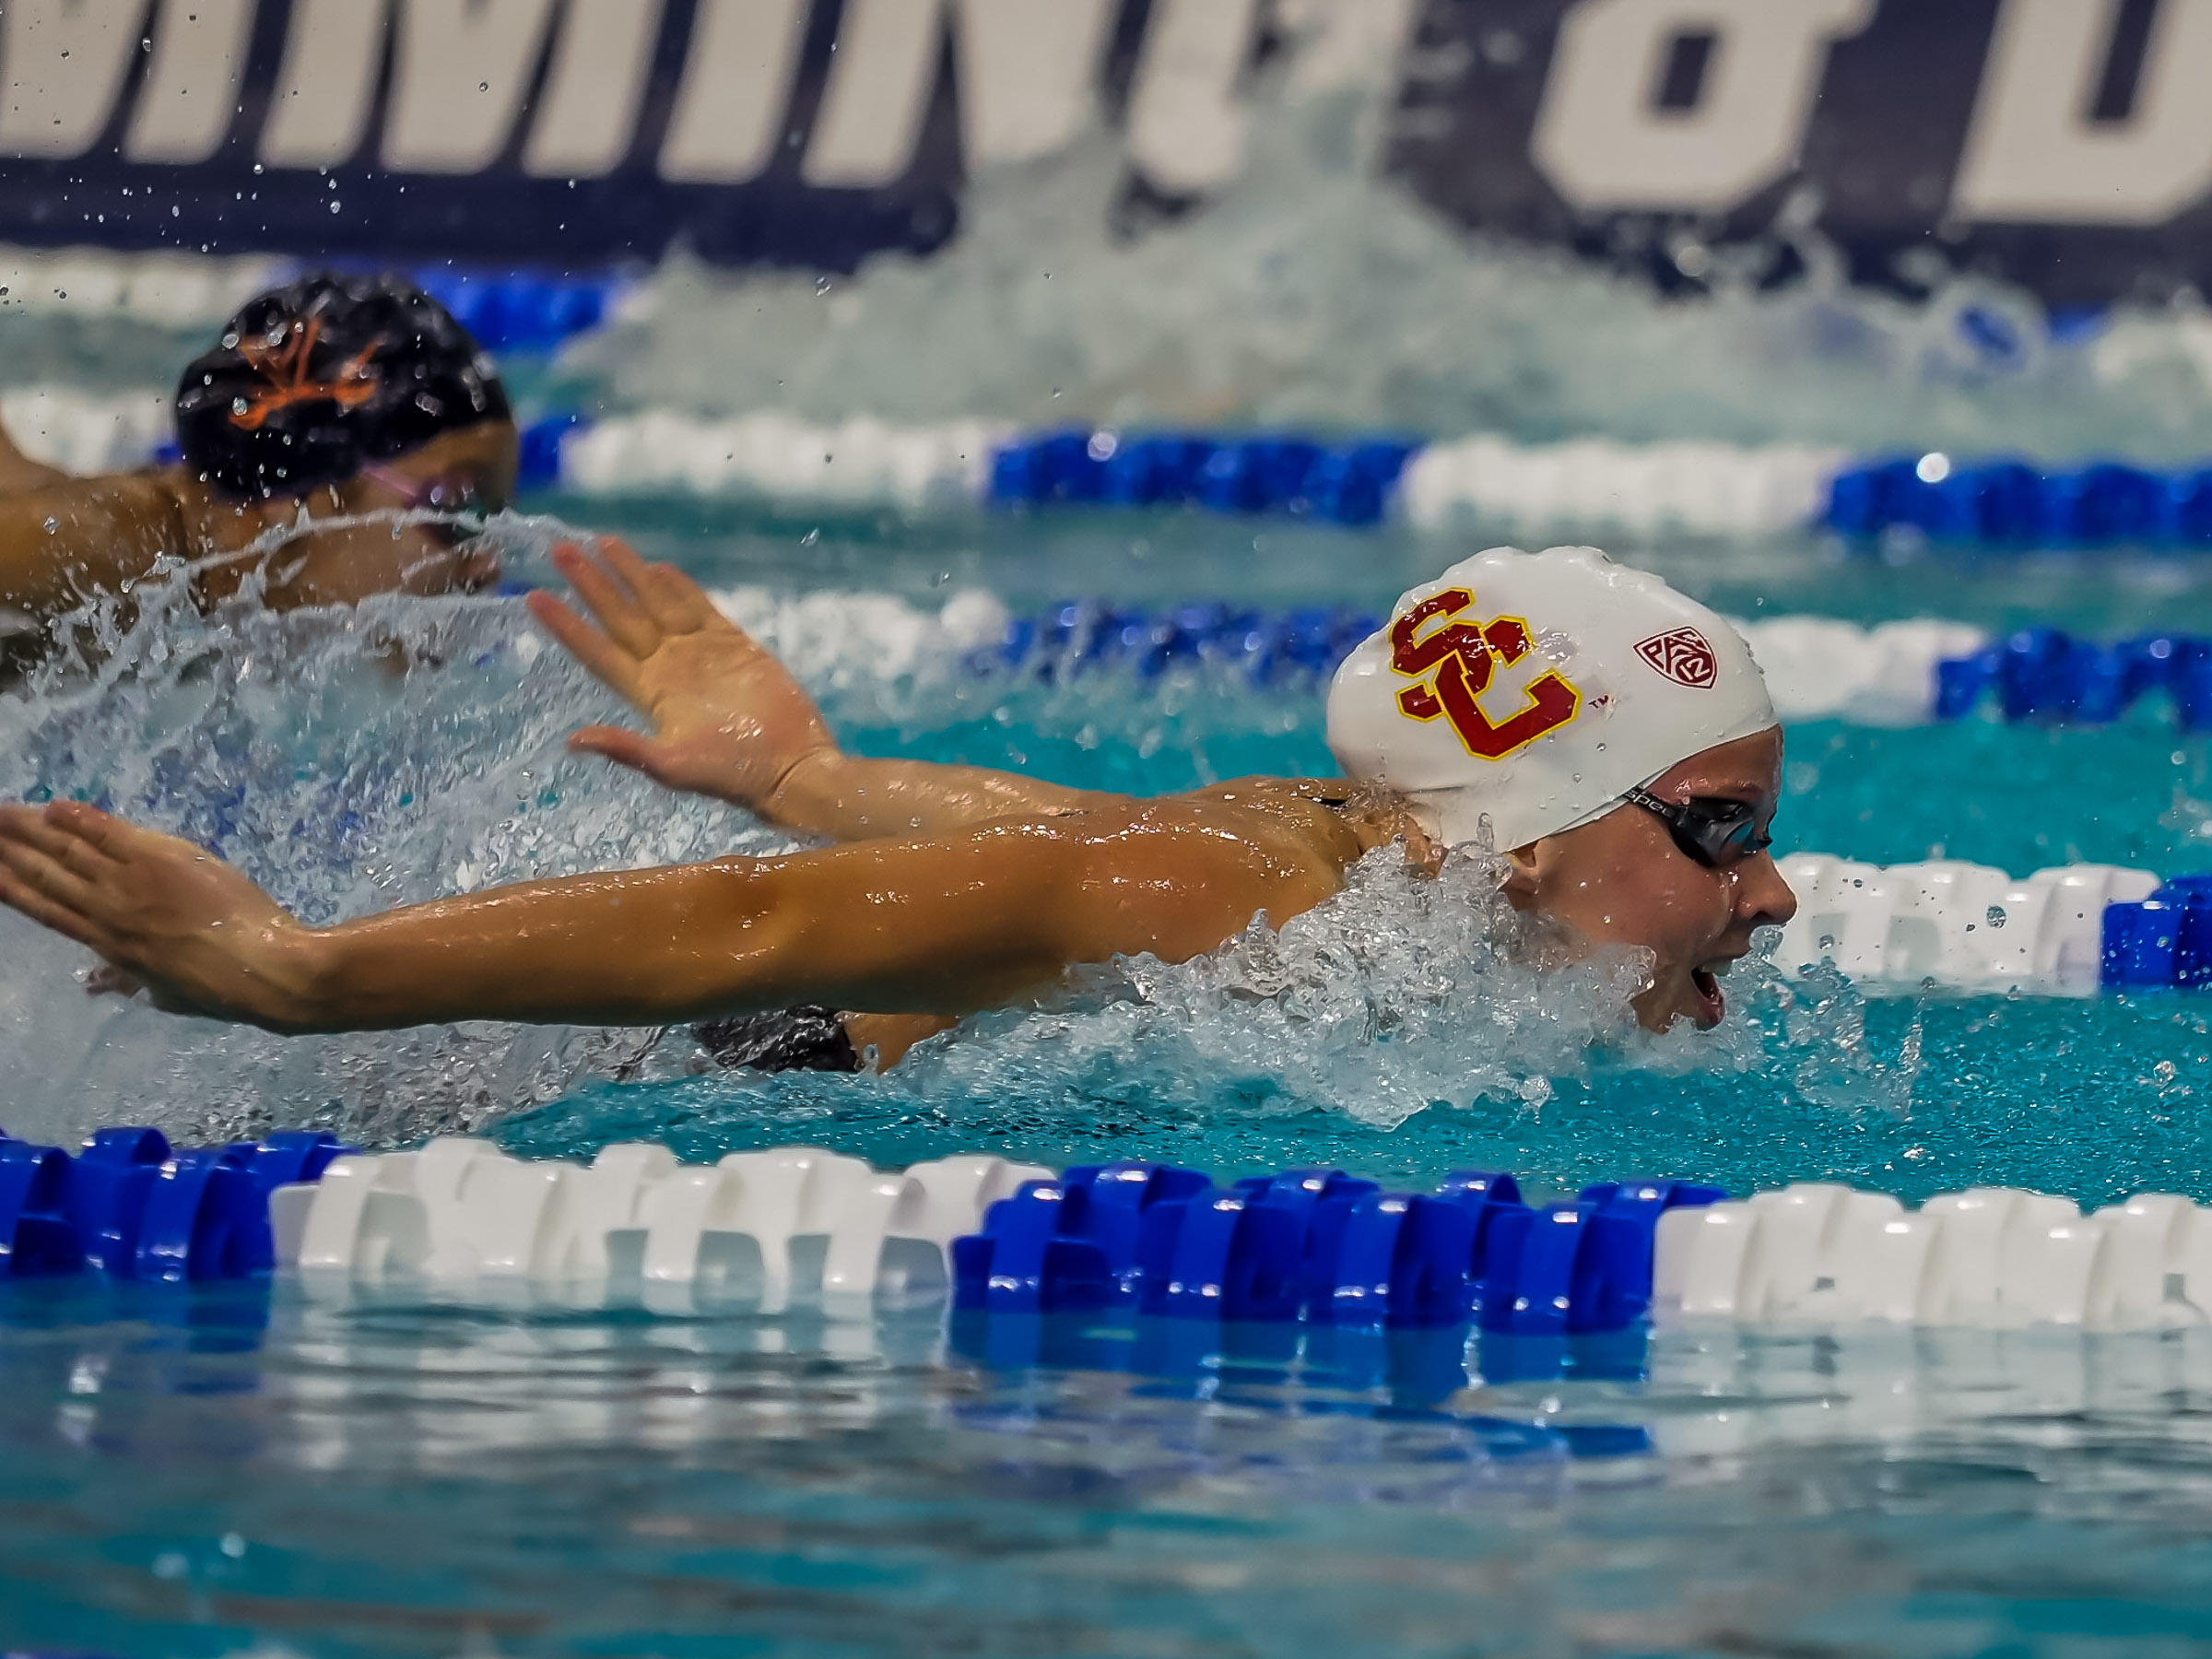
{"left": 1621, "top": 786, "right": 1771, "bottom": 870}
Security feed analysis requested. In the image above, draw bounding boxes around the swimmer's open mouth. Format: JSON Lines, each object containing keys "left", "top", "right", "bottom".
{"left": 1691, "top": 961, "right": 1727, "bottom": 1025}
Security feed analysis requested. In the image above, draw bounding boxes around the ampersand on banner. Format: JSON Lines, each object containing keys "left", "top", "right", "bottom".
{"left": 1391, "top": 588, "right": 1582, "bottom": 759}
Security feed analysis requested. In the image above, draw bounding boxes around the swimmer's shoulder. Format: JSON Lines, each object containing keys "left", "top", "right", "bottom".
{"left": 1187, "top": 775, "right": 1357, "bottom": 807}
{"left": 1018, "top": 777, "right": 1384, "bottom": 870}
{"left": 1159, "top": 776, "right": 1379, "bottom": 864}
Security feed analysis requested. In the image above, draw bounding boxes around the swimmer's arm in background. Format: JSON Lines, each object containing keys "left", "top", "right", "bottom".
{"left": 0, "top": 799, "right": 1343, "bottom": 1034}
{"left": 531, "top": 538, "right": 1115, "bottom": 841}
{"left": 0, "top": 413, "right": 69, "bottom": 495}
{"left": 0, "top": 473, "right": 191, "bottom": 616}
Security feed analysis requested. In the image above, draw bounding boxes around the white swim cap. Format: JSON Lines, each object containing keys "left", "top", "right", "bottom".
{"left": 1327, "top": 546, "right": 1775, "bottom": 853}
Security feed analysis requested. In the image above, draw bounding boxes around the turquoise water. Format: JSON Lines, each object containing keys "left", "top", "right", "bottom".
{"left": 10, "top": 500, "right": 2212, "bottom": 1653}
{"left": 9, "top": 1277, "right": 2212, "bottom": 1657}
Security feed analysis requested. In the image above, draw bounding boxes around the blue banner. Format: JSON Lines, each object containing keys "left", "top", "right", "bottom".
{"left": 1, "top": 0, "right": 2207, "bottom": 305}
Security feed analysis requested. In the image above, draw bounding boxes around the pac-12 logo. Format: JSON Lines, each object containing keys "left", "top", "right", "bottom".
{"left": 1391, "top": 588, "right": 1581, "bottom": 759}
{"left": 1633, "top": 628, "right": 1718, "bottom": 688}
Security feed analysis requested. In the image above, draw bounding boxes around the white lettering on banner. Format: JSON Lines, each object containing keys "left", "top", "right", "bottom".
{"left": 802, "top": 0, "right": 1115, "bottom": 188}
{"left": 261, "top": 0, "right": 388, "bottom": 169}
{"left": 1953, "top": 0, "right": 2212, "bottom": 226}
{"left": 1126, "top": 0, "right": 1263, "bottom": 194}
{"left": 524, "top": 0, "right": 665, "bottom": 178}
{"left": 0, "top": 0, "right": 151, "bottom": 159}
{"left": 801, "top": 0, "right": 941, "bottom": 187}
{"left": 383, "top": 0, "right": 559, "bottom": 173}
{"left": 953, "top": 0, "right": 1114, "bottom": 167}
{"left": 1531, "top": 0, "right": 1875, "bottom": 213}
{"left": 658, "top": 0, "right": 809, "bottom": 184}
{"left": 1276, "top": 0, "right": 1424, "bottom": 97}
{"left": 125, "top": 0, "right": 254, "bottom": 164}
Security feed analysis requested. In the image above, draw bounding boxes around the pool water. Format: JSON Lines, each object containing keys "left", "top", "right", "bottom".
{"left": 10, "top": 1277, "right": 2212, "bottom": 1656}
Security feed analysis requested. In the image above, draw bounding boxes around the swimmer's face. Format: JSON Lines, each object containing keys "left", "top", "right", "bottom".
{"left": 246, "top": 420, "right": 519, "bottom": 609}
{"left": 1504, "top": 728, "right": 1796, "bottom": 1032}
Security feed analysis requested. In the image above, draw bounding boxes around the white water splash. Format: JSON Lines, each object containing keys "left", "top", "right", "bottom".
{"left": 569, "top": 73, "right": 2212, "bottom": 464}
{"left": 0, "top": 524, "right": 785, "bottom": 1150}
{"left": 904, "top": 848, "right": 1657, "bottom": 1130}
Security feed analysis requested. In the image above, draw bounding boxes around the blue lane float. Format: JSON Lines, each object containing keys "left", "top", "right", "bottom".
{"left": 410, "top": 267, "right": 629, "bottom": 355}
{"left": 950, "top": 1162, "right": 1725, "bottom": 1335}
{"left": 2102, "top": 877, "right": 2212, "bottom": 991}
{"left": 986, "top": 600, "right": 1382, "bottom": 684}
{"left": 1933, "top": 629, "right": 2212, "bottom": 727}
{"left": 0, "top": 1127, "right": 349, "bottom": 1282}
{"left": 1825, "top": 455, "right": 2212, "bottom": 547}
{"left": 985, "top": 429, "right": 1422, "bottom": 525}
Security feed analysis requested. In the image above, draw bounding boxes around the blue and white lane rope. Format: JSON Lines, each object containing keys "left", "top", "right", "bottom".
{"left": 0, "top": 247, "right": 632, "bottom": 354}
{"left": 550, "top": 417, "right": 2212, "bottom": 547}
{"left": 710, "top": 585, "right": 2212, "bottom": 733}
{"left": 550, "top": 419, "right": 2212, "bottom": 548}
{"left": 11, "top": 1130, "right": 2211, "bottom": 1341}
{"left": 16, "top": 382, "right": 2212, "bottom": 548}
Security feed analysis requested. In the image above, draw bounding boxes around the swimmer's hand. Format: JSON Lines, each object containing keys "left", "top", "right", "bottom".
{"left": 0, "top": 801, "right": 317, "bottom": 1030}
{"left": 529, "top": 537, "right": 838, "bottom": 813}
{"left": 535, "top": 536, "right": 1105, "bottom": 841}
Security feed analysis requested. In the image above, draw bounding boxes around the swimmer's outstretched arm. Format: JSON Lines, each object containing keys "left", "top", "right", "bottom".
{"left": 530, "top": 539, "right": 1113, "bottom": 841}
{"left": 0, "top": 798, "right": 1342, "bottom": 1035}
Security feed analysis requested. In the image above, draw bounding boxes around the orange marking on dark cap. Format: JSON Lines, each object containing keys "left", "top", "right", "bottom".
{"left": 229, "top": 318, "right": 382, "bottom": 431}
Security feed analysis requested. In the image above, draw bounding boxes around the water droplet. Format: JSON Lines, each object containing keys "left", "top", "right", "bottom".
{"left": 479, "top": 81, "right": 489, "bottom": 91}
{"left": 1985, "top": 905, "right": 2006, "bottom": 929}
{"left": 814, "top": 276, "right": 831, "bottom": 295}
{"left": 42, "top": 517, "right": 58, "bottom": 534}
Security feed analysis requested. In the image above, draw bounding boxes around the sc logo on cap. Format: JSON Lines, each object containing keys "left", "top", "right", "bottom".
{"left": 1391, "top": 588, "right": 1581, "bottom": 759}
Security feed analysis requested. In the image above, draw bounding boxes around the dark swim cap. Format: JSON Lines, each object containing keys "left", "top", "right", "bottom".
{"left": 174, "top": 273, "right": 512, "bottom": 500}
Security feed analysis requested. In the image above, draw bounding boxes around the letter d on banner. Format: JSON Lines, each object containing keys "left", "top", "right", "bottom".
{"left": 1532, "top": 0, "right": 1875, "bottom": 213}
{"left": 1953, "top": 0, "right": 2212, "bottom": 226}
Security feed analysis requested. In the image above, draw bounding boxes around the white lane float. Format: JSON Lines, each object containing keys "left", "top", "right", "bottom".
{"left": 280, "top": 1137, "right": 1050, "bottom": 1312}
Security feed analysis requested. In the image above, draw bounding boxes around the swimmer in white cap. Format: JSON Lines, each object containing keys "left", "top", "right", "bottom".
{"left": 0, "top": 539, "right": 1795, "bottom": 1065}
